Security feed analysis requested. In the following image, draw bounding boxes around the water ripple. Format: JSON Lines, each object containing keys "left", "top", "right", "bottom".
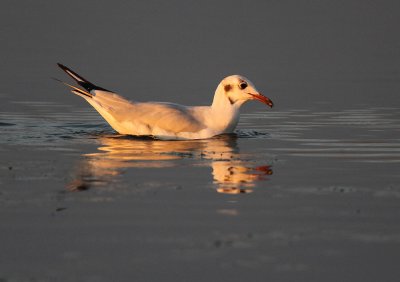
{"left": 240, "top": 107, "right": 400, "bottom": 163}
{"left": 0, "top": 102, "right": 111, "bottom": 145}
{"left": 1, "top": 101, "right": 399, "bottom": 163}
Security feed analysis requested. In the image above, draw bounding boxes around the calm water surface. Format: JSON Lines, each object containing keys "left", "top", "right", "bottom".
{"left": 2, "top": 101, "right": 398, "bottom": 193}
{"left": 0, "top": 97, "right": 400, "bottom": 274}
{"left": 1, "top": 97, "right": 399, "bottom": 281}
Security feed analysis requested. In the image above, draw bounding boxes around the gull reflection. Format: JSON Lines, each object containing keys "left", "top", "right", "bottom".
{"left": 68, "top": 135, "right": 273, "bottom": 194}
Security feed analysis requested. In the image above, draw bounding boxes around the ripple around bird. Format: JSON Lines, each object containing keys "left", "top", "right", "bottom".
{"left": 1, "top": 101, "right": 399, "bottom": 164}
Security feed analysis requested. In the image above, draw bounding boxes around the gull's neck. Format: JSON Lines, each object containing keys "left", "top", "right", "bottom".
{"left": 208, "top": 84, "right": 243, "bottom": 133}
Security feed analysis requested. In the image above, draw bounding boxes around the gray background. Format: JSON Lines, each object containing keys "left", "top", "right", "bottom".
{"left": 1, "top": 0, "right": 399, "bottom": 108}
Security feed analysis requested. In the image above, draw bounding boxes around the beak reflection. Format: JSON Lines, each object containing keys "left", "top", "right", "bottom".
{"left": 68, "top": 135, "right": 273, "bottom": 194}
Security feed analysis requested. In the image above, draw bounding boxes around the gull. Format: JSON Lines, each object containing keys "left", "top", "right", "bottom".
{"left": 55, "top": 63, "right": 273, "bottom": 140}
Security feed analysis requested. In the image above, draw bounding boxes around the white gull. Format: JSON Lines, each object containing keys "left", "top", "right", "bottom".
{"left": 56, "top": 63, "right": 273, "bottom": 140}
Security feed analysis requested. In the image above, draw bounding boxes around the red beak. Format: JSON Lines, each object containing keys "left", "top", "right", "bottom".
{"left": 248, "top": 93, "right": 273, "bottom": 108}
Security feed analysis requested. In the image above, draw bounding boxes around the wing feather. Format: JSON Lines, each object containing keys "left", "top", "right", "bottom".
{"left": 91, "top": 91, "right": 205, "bottom": 134}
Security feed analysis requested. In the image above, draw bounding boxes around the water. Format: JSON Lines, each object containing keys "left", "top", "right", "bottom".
{"left": 1, "top": 1, "right": 400, "bottom": 281}
{"left": 1, "top": 99, "right": 399, "bottom": 281}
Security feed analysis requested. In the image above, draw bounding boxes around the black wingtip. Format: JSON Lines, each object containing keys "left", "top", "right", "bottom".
{"left": 57, "top": 63, "right": 75, "bottom": 74}
{"left": 57, "top": 63, "right": 70, "bottom": 72}
{"left": 57, "top": 63, "right": 86, "bottom": 81}
{"left": 56, "top": 63, "right": 113, "bottom": 93}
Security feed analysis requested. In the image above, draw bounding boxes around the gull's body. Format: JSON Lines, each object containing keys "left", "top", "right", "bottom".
{"left": 56, "top": 63, "right": 273, "bottom": 140}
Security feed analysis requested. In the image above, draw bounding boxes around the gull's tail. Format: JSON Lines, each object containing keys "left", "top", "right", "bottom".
{"left": 55, "top": 63, "right": 112, "bottom": 98}
{"left": 52, "top": 77, "right": 92, "bottom": 98}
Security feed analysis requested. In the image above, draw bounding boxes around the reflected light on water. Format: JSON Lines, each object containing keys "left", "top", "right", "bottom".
{"left": 213, "top": 162, "right": 272, "bottom": 194}
{"left": 67, "top": 135, "right": 272, "bottom": 194}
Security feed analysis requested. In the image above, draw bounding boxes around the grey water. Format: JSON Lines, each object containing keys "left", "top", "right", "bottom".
{"left": 1, "top": 1, "right": 400, "bottom": 281}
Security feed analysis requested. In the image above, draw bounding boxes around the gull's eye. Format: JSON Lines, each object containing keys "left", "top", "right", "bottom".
{"left": 239, "top": 82, "right": 248, "bottom": 90}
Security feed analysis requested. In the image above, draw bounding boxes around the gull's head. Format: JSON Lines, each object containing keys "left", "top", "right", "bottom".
{"left": 217, "top": 75, "right": 273, "bottom": 108}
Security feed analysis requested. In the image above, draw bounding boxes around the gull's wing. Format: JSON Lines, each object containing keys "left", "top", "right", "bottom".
{"left": 91, "top": 91, "right": 205, "bottom": 134}
{"left": 56, "top": 63, "right": 205, "bottom": 135}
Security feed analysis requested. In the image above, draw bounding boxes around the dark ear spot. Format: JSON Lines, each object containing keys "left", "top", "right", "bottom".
{"left": 224, "top": 84, "right": 232, "bottom": 92}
